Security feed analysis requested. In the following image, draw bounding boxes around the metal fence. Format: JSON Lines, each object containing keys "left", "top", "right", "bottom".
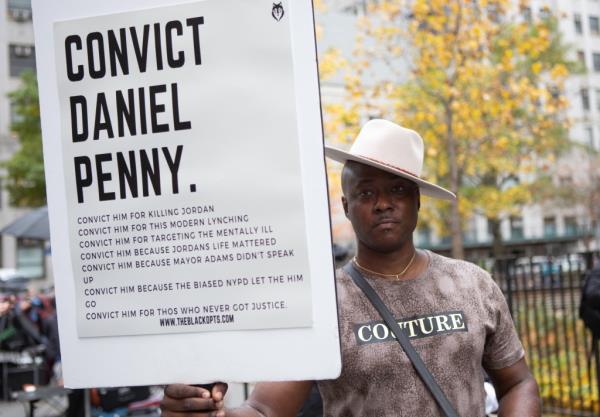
{"left": 493, "top": 253, "right": 600, "bottom": 417}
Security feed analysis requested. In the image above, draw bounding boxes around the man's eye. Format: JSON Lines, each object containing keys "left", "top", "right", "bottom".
{"left": 391, "top": 186, "right": 406, "bottom": 194}
{"left": 358, "top": 190, "right": 373, "bottom": 197}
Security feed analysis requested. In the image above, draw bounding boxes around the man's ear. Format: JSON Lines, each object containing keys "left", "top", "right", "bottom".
{"left": 342, "top": 196, "right": 349, "bottom": 217}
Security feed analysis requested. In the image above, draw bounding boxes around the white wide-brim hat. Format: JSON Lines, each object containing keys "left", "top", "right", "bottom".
{"left": 325, "top": 119, "right": 456, "bottom": 201}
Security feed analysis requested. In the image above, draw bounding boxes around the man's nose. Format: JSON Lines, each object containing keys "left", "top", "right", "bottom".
{"left": 374, "top": 192, "right": 393, "bottom": 211}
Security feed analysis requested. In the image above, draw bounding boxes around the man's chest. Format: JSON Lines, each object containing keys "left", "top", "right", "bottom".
{"left": 336, "top": 280, "right": 489, "bottom": 382}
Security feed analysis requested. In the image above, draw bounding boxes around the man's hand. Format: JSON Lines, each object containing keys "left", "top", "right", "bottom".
{"left": 161, "top": 383, "right": 228, "bottom": 416}
{"left": 161, "top": 380, "right": 313, "bottom": 417}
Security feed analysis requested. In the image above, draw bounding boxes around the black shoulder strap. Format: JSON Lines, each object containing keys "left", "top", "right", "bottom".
{"left": 344, "top": 262, "right": 459, "bottom": 417}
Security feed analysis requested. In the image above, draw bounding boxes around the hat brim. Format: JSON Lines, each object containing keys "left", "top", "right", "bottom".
{"left": 325, "top": 146, "right": 456, "bottom": 201}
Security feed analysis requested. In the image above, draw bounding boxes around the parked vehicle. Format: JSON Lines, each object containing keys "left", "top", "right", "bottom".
{"left": 506, "top": 254, "right": 587, "bottom": 288}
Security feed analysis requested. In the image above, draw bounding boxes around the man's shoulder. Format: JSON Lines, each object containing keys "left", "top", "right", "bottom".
{"left": 428, "top": 250, "right": 491, "bottom": 278}
{"left": 334, "top": 266, "right": 353, "bottom": 286}
{"left": 427, "top": 251, "right": 498, "bottom": 293}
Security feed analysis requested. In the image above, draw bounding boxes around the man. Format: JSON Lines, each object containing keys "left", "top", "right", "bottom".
{"left": 161, "top": 120, "right": 540, "bottom": 417}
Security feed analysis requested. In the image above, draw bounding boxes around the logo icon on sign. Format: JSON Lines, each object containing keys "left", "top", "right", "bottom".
{"left": 272, "top": 2, "right": 284, "bottom": 21}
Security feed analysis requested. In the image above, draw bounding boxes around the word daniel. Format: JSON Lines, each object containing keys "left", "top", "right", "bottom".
{"left": 65, "top": 18, "right": 205, "bottom": 203}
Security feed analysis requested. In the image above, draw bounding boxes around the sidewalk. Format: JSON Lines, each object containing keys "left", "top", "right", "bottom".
{"left": 0, "top": 397, "right": 67, "bottom": 417}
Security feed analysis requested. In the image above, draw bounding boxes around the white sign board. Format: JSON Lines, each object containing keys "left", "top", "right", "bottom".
{"left": 54, "top": 0, "right": 313, "bottom": 338}
{"left": 33, "top": 0, "right": 340, "bottom": 387}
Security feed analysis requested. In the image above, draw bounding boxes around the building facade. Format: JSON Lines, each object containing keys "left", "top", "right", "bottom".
{"left": 0, "top": 0, "right": 48, "bottom": 284}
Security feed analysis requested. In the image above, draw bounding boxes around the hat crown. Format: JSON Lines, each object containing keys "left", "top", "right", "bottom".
{"left": 350, "top": 119, "right": 424, "bottom": 177}
{"left": 323, "top": 118, "right": 455, "bottom": 200}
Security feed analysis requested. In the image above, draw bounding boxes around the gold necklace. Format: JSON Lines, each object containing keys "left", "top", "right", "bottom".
{"left": 353, "top": 251, "right": 417, "bottom": 280}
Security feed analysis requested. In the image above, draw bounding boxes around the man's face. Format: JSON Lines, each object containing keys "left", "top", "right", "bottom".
{"left": 342, "top": 161, "right": 419, "bottom": 253}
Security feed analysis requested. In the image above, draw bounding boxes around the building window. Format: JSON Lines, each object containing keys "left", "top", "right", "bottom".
{"left": 417, "top": 226, "right": 432, "bottom": 246}
{"left": 594, "top": 53, "right": 600, "bottom": 72}
{"left": 591, "top": 16, "right": 600, "bottom": 35}
{"left": 521, "top": 6, "right": 532, "bottom": 22}
{"left": 582, "top": 88, "right": 591, "bottom": 111}
{"left": 464, "top": 219, "right": 478, "bottom": 244}
{"left": 6, "top": 0, "right": 32, "bottom": 22}
{"left": 342, "top": 1, "right": 367, "bottom": 15}
{"left": 575, "top": 13, "right": 583, "bottom": 34}
{"left": 586, "top": 126, "right": 595, "bottom": 148}
{"left": 510, "top": 216, "right": 524, "bottom": 240}
{"left": 596, "top": 88, "right": 600, "bottom": 111}
{"left": 16, "top": 238, "right": 44, "bottom": 279}
{"left": 440, "top": 235, "right": 451, "bottom": 245}
{"left": 564, "top": 216, "right": 578, "bottom": 236}
{"left": 578, "top": 50, "right": 586, "bottom": 68}
{"left": 544, "top": 216, "right": 557, "bottom": 237}
{"left": 538, "top": 7, "right": 551, "bottom": 20}
{"left": 9, "top": 44, "right": 36, "bottom": 77}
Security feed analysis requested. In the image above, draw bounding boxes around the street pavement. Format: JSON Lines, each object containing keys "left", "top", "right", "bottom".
{"left": 0, "top": 397, "right": 67, "bottom": 417}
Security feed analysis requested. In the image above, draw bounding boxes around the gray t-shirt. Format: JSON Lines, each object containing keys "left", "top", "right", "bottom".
{"left": 317, "top": 251, "right": 524, "bottom": 417}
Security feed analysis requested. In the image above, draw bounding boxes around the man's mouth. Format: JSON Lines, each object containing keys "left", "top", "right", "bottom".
{"left": 374, "top": 219, "right": 399, "bottom": 228}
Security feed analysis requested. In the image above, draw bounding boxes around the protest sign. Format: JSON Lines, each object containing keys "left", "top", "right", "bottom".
{"left": 33, "top": 0, "right": 340, "bottom": 387}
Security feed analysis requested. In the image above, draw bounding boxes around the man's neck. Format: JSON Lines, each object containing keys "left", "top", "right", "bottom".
{"left": 355, "top": 243, "right": 419, "bottom": 277}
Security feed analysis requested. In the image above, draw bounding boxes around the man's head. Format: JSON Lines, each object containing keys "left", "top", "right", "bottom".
{"left": 341, "top": 161, "right": 420, "bottom": 253}
{"left": 326, "top": 119, "right": 455, "bottom": 254}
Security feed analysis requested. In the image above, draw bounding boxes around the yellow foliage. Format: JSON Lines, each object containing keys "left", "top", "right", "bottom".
{"left": 550, "top": 64, "right": 568, "bottom": 79}
{"left": 413, "top": 1, "right": 430, "bottom": 19}
{"left": 312, "top": 0, "right": 326, "bottom": 13}
{"left": 497, "top": 136, "right": 509, "bottom": 150}
{"left": 319, "top": 48, "right": 347, "bottom": 81}
{"left": 531, "top": 62, "right": 543, "bottom": 74}
{"left": 315, "top": 24, "right": 323, "bottom": 41}
{"left": 319, "top": 0, "right": 574, "bottom": 248}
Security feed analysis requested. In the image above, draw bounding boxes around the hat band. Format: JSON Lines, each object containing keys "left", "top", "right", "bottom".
{"left": 357, "top": 154, "right": 420, "bottom": 178}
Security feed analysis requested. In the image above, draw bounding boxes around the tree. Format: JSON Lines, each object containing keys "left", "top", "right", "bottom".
{"left": 322, "top": 0, "right": 577, "bottom": 258}
{"left": 4, "top": 70, "right": 46, "bottom": 207}
{"left": 552, "top": 144, "right": 600, "bottom": 250}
